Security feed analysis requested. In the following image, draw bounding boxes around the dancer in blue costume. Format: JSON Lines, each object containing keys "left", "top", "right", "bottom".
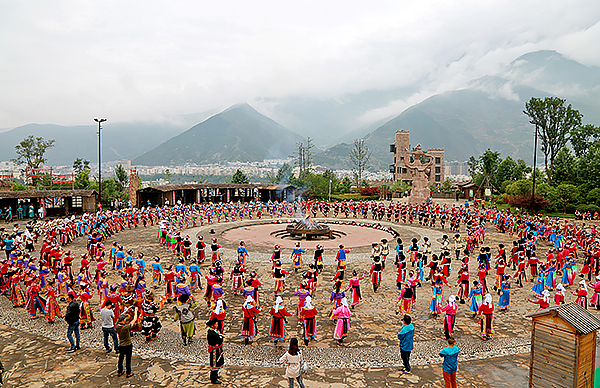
{"left": 498, "top": 276, "right": 511, "bottom": 311}
{"left": 531, "top": 272, "right": 545, "bottom": 296}
{"left": 468, "top": 280, "right": 483, "bottom": 317}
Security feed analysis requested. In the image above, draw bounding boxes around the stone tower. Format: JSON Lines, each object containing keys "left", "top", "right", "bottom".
{"left": 389, "top": 131, "right": 445, "bottom": 185}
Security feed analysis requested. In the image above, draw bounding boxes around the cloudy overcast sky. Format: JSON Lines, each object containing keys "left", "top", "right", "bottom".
{"left": 1, "top": 0, "right": 599, "bottom": 129}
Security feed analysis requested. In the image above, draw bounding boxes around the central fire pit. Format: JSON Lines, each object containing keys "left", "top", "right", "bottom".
{"left": 285, "top": 217, "right": 333, "bottom": 240}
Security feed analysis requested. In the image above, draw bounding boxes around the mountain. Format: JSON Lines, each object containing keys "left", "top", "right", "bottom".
{"left": 133, "top": 104, "right": 304, "bottom": 166}
{"left": 315, "top": 51, "right": 600, "bottom": 170}
{"left": 0, "top": 122, "right": 185, "bottom": 166}
{"left": 315, "top": 80, "right": 546, "bottom": 170}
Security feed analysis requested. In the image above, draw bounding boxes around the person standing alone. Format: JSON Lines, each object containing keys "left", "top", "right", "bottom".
{"left": 397, "top": 314, "right": 414, "bottom": 373}
{"left": 439, "top": 337, "right": 459, "bottom": 388}
{"left": 65, "top": 293, "right": 80, "bottom": 353}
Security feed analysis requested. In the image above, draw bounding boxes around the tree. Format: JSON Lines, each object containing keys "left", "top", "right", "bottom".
{"left": 577, "top": 144, "right": 600, "bottom": 189}
{"left": 524, "top": 97, "right": 583, "bottom": 184}
{"left": 11, "top": 135, "right": 56, "bottom": 176}
{"left": 349, "top": 139, "right": 371, "bottom": 185}
{"left": 440, "top": 178, "right": 454, "bottom": 194}
{"left": 552, "top": 183, "right": 579, "bottom": 213}
{"left": 73, "top": 158, "right": 91, "bottom": 189}
{"left": 552, "top": 147, "right": 576, "bottom": 185}
{"left": 570, "top": 124, "right": 600, "bottom": 157}
{"left": 496, "top": 156, "right": 517, "bottom": 187}
{"left": 115, "top": 164, "right": 129, "bottom": 192}
{"left": 270, "top": 163, "right": 293, "bottom": 185}
{"left": 293, "top": 137, "right": 314, "bottom": 179}
{"left": 467, "top": 149, "right": 501, "bottom": 188}
{"left": 339, "top": 177, "right": 353, "bottom": 193}
{"left": 231, "top": 169, "right": 249, "bottom": 184}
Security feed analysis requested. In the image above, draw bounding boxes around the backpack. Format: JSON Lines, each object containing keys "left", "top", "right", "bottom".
{"left": 176, "top": 303, "right": 195, "bottom": 323}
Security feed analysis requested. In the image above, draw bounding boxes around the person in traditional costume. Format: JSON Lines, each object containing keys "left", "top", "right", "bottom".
{"left": 429, "top": 279, "right": 443, "bottom": 315}
{"left": 103, "top": 284, "right": 123, "bottom": 325}
{"left": 230, "top": 261, "right": 246, "bottom": 295}
{"left": 398, "top": 281, "right": 414, "bottom": 315}
{"left": 196, "top": 236, "right": 206, "bottom": 263}
{"left": 441, "top": 295, "right": 457, "bottom": 339}
{"left": 529, "top": 289, "right": 550, "bottom": 311}
{"left": 314, "top": 244, "right": 324, "bottom": 274}
{"left": 237, "top": 241, "right": 249, "bottom": 267}
{"left": 163, "top": 265, "right": 177, "bottom": 304}
{"left": 210, "top": 238, "right": 221, "bottom": 264}
{"left": 370, "top": 256, "right": 383, "bottom": 292}
{"left": 468, "top": 281, "right": 483, "bottom": 317}
{"left": 290, "top": 243, "right": 306, "bottom": 272}
{"left": 273, "top": 260, "right": 292, "bottom": 295}
{"left": 210, "top": 299, "right": 227, "bottom": 334}
{"left": 207, "top": 318, "right": 225, "bottom": 385}
{"left": 45, "top": 278, "right": 62, "bottom": 323}
{"left": 330, "top": 280, "right": 346, "bottom": 311}
{"left": 332, "top": 297, "right": 352, "bottom": 345}
{"left": 456, "top": 263, "right": 469, "bottom": 304}
{"left": 269, "top": 296, "right": 292, "bottom": 344}
{"left": 204, "top": 268, "right": 217, "bottom": 305}
{"left": 240, "top": 296, "right": 262, "bottom": 345}
{"left": 141, "top": 291, "right": 161, "bottom": 342}
{"left": 79, "top": 282, "right": 94, "bottom": 329}
{"left": 189, "top": 259, "right": 202, "bottom": 291}
{"left": 346, "top": 270, "right": 365, "bottom": 308}
{"left": 151, "top": 257, "right": 164, "bottom": 288}
{"left": 301, "top": 296, "right": 318, "bottom": 346}
{"left": 555, "top": 283, "right": 566, "bottom": 305}
{"left": 478, "top": 293, "right": 494, "bottom": 340}
{"left": 271, "top": 245, "right": 282, "bottom": 270}
{"left": 249, "top": 271, "right": 263, "bottom": 306}
{"left": 531, "top": 271, "right": 545, "bottom": 296}
{"left": 497, "top": 276, "right": 511, "bottom": 311}
{"left": 25, "top": 277, "right": 46, "bottom": 319}
{"left": 589, "top": 275, "right": 600, "bottom": 310}
{"left": 575, "top": 280, "right": 589, "bottom": 309}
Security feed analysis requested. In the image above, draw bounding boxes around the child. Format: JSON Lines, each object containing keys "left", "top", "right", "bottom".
{"left": 439, "top": 337, "right": 459, "bottom": 388}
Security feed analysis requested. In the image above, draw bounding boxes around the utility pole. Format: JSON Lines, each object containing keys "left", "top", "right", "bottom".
{"left": 531, "top": 124, "right": 538, "bottom": 214}
{"left": 94, "top": 117, "right": 107, "bottom": 209}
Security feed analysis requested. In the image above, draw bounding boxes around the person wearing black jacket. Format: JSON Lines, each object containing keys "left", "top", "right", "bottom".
{"left": 207, "top": 318, "right": 224, "bottom": 384}
{"left": 64, "top": 293, "right": 80, "bottom": 353}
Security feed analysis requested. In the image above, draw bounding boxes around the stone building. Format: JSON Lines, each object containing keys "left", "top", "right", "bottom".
{"left": 389, "top": 130, "right": 445, "bottom": 185}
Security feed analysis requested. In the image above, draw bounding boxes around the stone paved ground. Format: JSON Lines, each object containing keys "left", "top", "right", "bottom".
{"left": 3, "top": 199, "right": 600, "bottom": 386}
{"left": 0, "top": 323, "right": 530, "bottom": 387}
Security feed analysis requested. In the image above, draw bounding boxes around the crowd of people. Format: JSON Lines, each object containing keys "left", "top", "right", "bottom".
{"left": 1, "top": 199, "right": 600, "bottom": 386}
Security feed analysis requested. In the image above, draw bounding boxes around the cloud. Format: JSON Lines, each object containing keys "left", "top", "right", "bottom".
{"left": 0, "top": 0, "right": 599, "bottom": 129}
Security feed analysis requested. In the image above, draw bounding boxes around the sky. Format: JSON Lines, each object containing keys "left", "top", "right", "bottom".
{"left": 1, "top": 0, "right": 599, "bottom": 130}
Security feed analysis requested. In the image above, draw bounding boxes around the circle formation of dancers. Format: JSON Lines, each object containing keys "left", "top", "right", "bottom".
{"left": 1, "top": 199, "right": 599, "bottom": 355}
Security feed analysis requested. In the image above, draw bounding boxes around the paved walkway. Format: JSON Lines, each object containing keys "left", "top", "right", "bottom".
{"left": 0, "top": 323, "right": 530, "bottom": 387}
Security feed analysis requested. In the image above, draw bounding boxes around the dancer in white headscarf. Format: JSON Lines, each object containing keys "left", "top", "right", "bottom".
{"left": 210, "top": 299, "right": 227, "bottom": 333}
{"left": 478, "top": 293, "right": 494, "bottom": 340}
{"left": 269, "top": 296, "right": 292, "bottom": 344}
{"left": 301, "top": 296, "right": 318, "bottom": 346}
{"left": 441, "top": 295, "right": 458, "bottom": 339}
{"left": 555, "top": 283, "right": 566, "bottom": 305}
{"left": 240, "top": 296, "right": 262, "bottom": 345}
{"left": 332, "top": 297, "right": 352, "bottom": 345}
{"left": 574, "top": 280, "right": 589, "bottom": 309}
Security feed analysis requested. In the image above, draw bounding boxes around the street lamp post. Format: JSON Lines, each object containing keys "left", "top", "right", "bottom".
{"left": 328, "top": 179, "right": 332, "bottom": 202}
{"left": 531, "top": 123, "right": 538, "bottom": 214}
{"left": 94, "top": 118, "right": 107, "bottom": 209}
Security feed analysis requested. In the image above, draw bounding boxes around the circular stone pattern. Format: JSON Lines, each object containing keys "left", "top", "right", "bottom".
{"left": 222, "top": 222, "right": 396, "bottom": 249}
